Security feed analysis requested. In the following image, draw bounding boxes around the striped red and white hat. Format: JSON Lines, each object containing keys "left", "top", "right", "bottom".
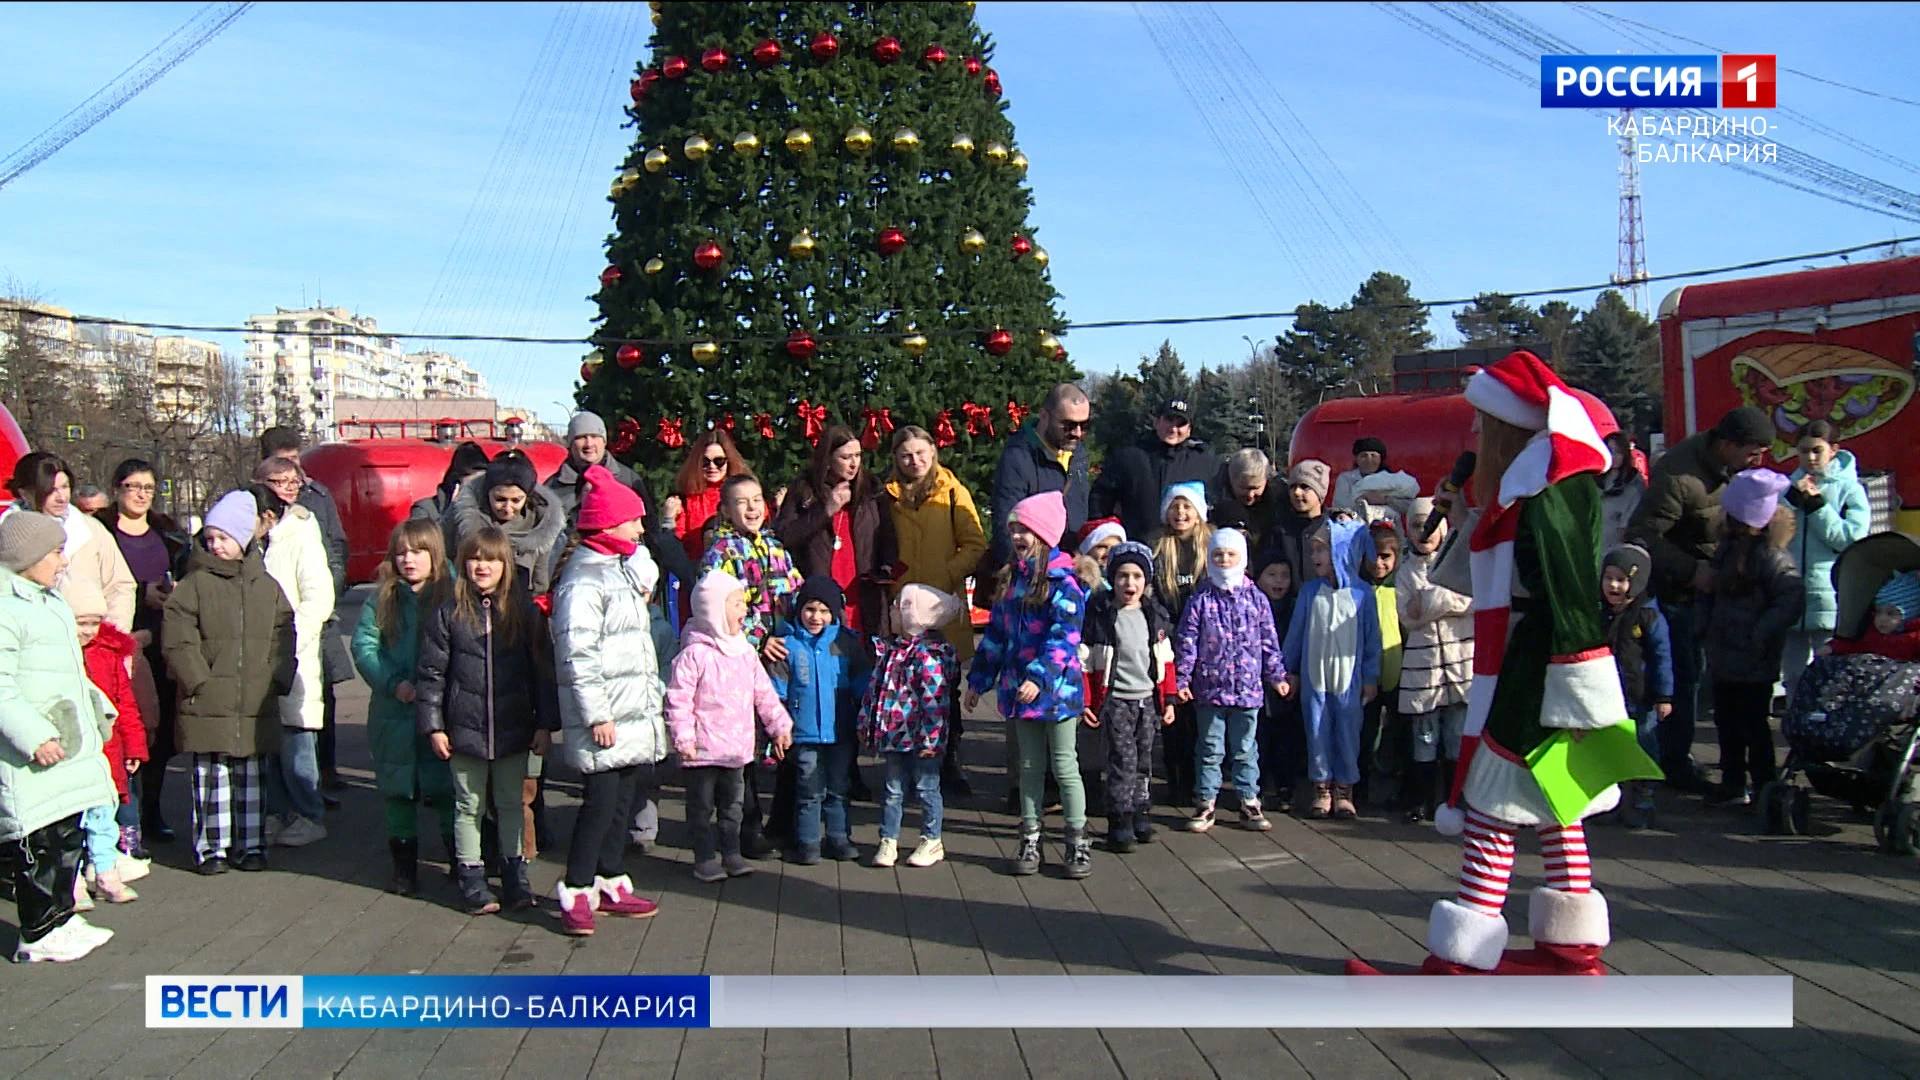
{"left": 1464, "top": 350, "right": 1617, "bottom": 507}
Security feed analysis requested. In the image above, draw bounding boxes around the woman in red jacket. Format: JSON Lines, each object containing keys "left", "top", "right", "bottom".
{"left": 670, "top": 430, "right": 754, "bottom": 617}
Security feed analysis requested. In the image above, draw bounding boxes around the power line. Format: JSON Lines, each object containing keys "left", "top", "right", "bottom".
{"left": 10, "top": 234, "right": 1914, "bottom": 345}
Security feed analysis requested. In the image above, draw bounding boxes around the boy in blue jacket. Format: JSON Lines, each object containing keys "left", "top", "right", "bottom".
{"left": 1601, "top": 544, "right": 1673, "bottom": 829}
{"left": 768, "top": 576, "right": 870, "bottom": 865}
{"left": 1283, "top": 519, "right": 1382, "bottom": 821}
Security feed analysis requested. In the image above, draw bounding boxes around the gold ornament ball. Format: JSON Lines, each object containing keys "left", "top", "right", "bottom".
{"left": 950, "top": 133, "right": 975, "bottom": 157}
{"left": 891, "top": 127, "right": 920, "bottom": 153}
{"left": 983, "top": 141, "right": 1009, "bottom": 165}
{"left": 683, "top": 134, "right": 711, "bottom": 161}
{"left": 959, "top": 228, "right": 988, "bottom": 255}
{"left": 732, "top": 130, "right": 760, "bottom": 154}
{"left": 1037, "top": 332, "right": 1061, "bottom": 357}
{"left": 1009, "top": 151, "right": 1029, "bottom": 175}
{"left": 784, "top": 127, "right": 813, "bottom": 154}
{"left": 1030, "top": 246, "right": 1050, "bottom": 269}
{"left": 844, "top": 124, "right": 874, "bottom": 154}
{"left": 643, "top": 256, "right": 666, "bottom": 275}
{"left": 788, "top": 229, "right": 818, "bottom": 259}
{"left": 643, "top": 147, "right": 670, "bottom": 173}
{"left": 690, "top": 341, "right": 719, "bottom": 366}
{"left": 651, "top": 11, "right": 661, "bottom": 25}
{"left": 900, "top": 333, "right": 929, "bottom": 357}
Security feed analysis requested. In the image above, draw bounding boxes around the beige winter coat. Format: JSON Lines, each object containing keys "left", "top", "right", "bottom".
{"left": 1396, "top": 547, "right": 1474, "bottom": 715}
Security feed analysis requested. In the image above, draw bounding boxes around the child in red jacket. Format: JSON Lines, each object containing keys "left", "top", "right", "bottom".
{"left": 69, "top": 581, "right": 148, "bottom": 904}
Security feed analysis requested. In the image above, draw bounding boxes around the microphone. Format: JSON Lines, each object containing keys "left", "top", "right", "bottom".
{"left": 1421, "top": 451, "right": 1478, "bottom": 543}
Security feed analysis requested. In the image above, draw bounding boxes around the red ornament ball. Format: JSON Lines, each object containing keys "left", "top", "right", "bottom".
{"left": 616, "top": 344, "right": 644, "bottom": 369}
{"left": 662, "top": 55, "right": 690, "bottom": 80}
{"left": 752, "top": 38, "right": 782, "bottom": 66}
{"left": 872, "top": 36, "right": 903, "bottom": 64}
{"left": 1054, "top": 345, "right": 1069, "bottom": 363}
{"left": 579, "top": 361, "right": 596, "bottom": 382}
{"left": 700, "top": 46, "right": 729, "bottom": 72}
{"left": 963, "top": 56, "right": 982, "bottom": 76}
{"left": 984, "top": 328, "right": 1013, "bottom": 356}
{"left": 628, "top": 74, "right": 649, "bottom": 102}
{"left": 692, "top": 240, "right": 724, "bottom": 270}
{"left": 599, "top": 265, "right": 622, "bottom": 286}
{"left": 785, "top": 330, "right": 817, "bottom": 360}
{"left": 984, "top": 70, "right": 1002, "bottom": 97}
{"left": 877, "top": 227, "right": 908, "bottom": 256}
{"left": 1011, "top": 234, "right": 1033, "bottom": 258}
{"left": 923, "top": 44, "right": 948, "bottom": 66}
{"left": 810, "top": 31, "right": 839, "bottom": 62}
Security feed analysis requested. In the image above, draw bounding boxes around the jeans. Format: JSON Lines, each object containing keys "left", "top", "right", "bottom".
{"left": 1014, "top": 719, "right": 1086, "bottom": 830}
{"left": 1194, "top": 705, "right": 1261, "bottom": 807}
{"left": 1661, "top": 597, "right": 1704, "bottom": 778}
{"left": 1635, "top": 708, "right": 1662, "bottom": 760}
{"left": 265, "top": 728, "right": 324, "bottom": 822}
{"left": 449, "top": 754, "right": 528, "bottom": 866}
{"left": 684, "top": 766, "right": 745, "bottom": 863}
{"left": 881, "top": 752, "right": 944, "bottom": 841}
{"left": 792, "top": 741, "right": 854, "bottom": 849}
{"left": 80, "top": 804, "right": 120, "bottom": 874}
{"left": 1713, "top": 680, "right": 1777, "bottom": 793}
{"left": 566, "top": 764, "right": 647, "bottom": 888}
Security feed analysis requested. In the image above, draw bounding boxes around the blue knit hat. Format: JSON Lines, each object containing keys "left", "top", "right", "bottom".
{"left": 1876, "top": 571, "right": 1920, "bottom": 624}
{"left": 1105, "top": 540, "right": 1154, "bottom": 581}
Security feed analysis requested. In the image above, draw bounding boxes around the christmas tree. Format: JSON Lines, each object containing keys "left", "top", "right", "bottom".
{"left": 580, "top": 1, "right": 1070, "bottom": 496}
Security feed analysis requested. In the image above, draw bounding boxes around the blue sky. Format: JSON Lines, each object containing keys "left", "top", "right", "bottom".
{"left": 4, "top": 2, "right": 1918, "bottom": 430}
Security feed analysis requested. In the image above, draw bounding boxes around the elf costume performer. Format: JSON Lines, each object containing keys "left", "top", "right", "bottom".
{"left": 1348, "top": 350, "right": 1641, "bottom": 977}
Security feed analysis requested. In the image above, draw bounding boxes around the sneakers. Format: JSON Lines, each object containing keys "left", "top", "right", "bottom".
{"left": 1011, "top": 829, "right": 1042, "bottom": 876}
{"left": 594, "top": 875, "right": 658, "bottom": 918}
{"left": 692, "top": 859, "right": 727, "bottom": 883}
{"left": 721, "top": 853, "right": 756, "bottom": 878}
{"left": 790, "top": 845, "right": 822, "bottom": 866}
{"left": 1063, "top": 827, "right": 1092, "bottom": 880}
{"left": 94, "top": 868, "right": 138, "bottom": 904}
{"left": 907, "top": 837, "right": 945, "bottom": 868}
{"left": 555, "top": 883, "right": 597, "bottom": 936}
{"left": 263, "top": 815, "right": 286, "bottom": 847}
{"left": 274, "top": 816, "right": 327, "bottom": 848}
{"left": 872, "top": 838, "right": 899, "bottom": 868}
{"left": 1240, "top": 800, "right": 1273, "bottom": 832}
{"left": 822, "top": 837, "right": 860, "bottom": 862}
{"left": 1185, "top": 803, "right": 1217, "bottom": 833}
{"left": 13, "top": 917, "right": 112, "bottom": 963}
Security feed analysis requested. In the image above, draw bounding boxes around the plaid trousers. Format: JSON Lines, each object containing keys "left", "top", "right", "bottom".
{"left": 191, "top": 754, "right": 263, "bottom": 862}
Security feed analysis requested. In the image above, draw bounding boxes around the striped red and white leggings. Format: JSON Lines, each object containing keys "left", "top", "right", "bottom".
{"left": 1456, "top": 807, "right": 1590, "bottom": 914}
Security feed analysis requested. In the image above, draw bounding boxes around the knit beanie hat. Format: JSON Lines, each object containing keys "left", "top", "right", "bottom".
{"left": 1875, "top": 571, "right": 1920, "bottom": 624}
{"left": 1722, "top": 468, "right": 1790, "bottom": 529}
{"left": 575, "top": 464, "right": 647, "bottom": 531}
{"left": 895, "top": 583, "right": 962, "bottom": 636}
{"left": 1287, "top": 460, "right": 1331, "bottom": 501}
{"left": 1601, "top": 543, "right": 1654, "bottom": 602}
{"left": 793, "top": 574, "right": 846, "bottom": 623}
{"left": 1352, "top": 436, "right": 1388, "bottom": 460}
{"left": 1076, "top": 517, "right": 1126, "bottom": 555}
{"left": 567, "top": 412, "right": 609, "bottom": 440}
{"left": 483, "top": 450, "right": 538, "bottom": 499}
{"left": 0, "top": 511, "right": 66, "bottom": 573}
{"left": 1713, "top": 406, "right": 1775, "bottom": 449}
{"left": 1159, "top": 480, "right": 1209, "bottom": 523}
{"left": 1105, "top": 540, "right": 1154, "bottom": 582}
{"left": 203, "top": 490, "right": 258, "bottom": 548}
{"left": 1010, "top": 490, "right": 1068, "bottom": 550}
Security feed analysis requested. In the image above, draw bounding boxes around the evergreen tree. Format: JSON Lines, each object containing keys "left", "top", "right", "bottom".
{"left": 581, "top": 2, "right": 1068, "bottom": 496}
{"left": 1190, "top": 365, "right": 1257, "bottom": 453}
{"left": 1349, "top": 271, "right": 1433, "bottom": 385}
{"left": 1087, "top": 370, "right": 1143, "bottom": 467}
{"left": 1134, "top": 340, "right": 1191, "bottom": 420}
{"left": 1563, "top": 290, "right": 1661, "bottom": 435}
{"left": 1453, "top": 293, "right": 1538, "bottom": 347}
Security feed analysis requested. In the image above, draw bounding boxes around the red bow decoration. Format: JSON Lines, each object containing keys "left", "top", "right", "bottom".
{"left": 934, "top": 409, "right": 958, "bottom": 448}
{"left": 1006, "top": 400, "right": 1030, "bottom": 432}
{"left": 961, "top": 401, "right": 995, "bottom": 438}
{"left": 859, "top": 406, "right": 895, "bottom": 450}
{"left": 797, "top": 399, "right": 828, "bottom": 445}
{"left": 657, "top": 417, "right": 685, "bottom": 449}
{"left": 754, "top": 412, "right": 775, "bottom": 439}
{"left": 718, "top": 412, "right": 736, "bottom": 435}
{"left": 532, "top": 592, "right": 553, "bottom": 617}
{"left": 611, "top": 417, "right": 641, "bottom": 455}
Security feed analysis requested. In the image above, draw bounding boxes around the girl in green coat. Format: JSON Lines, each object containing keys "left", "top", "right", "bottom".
{"left": 351, "top": 519, "right": 454, "bottom": 896}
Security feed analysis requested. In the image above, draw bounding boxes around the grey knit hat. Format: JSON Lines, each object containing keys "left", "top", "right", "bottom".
{"left": 0, "top": 511, "right": 66, "bottom": 572}
{"left": 567, "top": 412, "right": 609, "bottom": 440}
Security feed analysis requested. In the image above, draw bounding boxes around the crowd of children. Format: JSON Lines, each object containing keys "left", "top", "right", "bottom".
{"left": 11, "top": 413, "right": 1920, "bottom": 966}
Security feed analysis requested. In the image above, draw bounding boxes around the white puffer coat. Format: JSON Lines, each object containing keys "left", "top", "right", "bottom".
{"left": 263, "top": 505, "right": 335, "bottom": 731}
{"left": 550, "top": 544, "right": 668, "bottom": 774}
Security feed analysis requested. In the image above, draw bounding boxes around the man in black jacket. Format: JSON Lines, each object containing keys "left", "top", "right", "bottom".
{"left": 1090, "top": 398, "right": 1221, "bottom": 544}
{"left": 988, "top": 383, "right": 1092, "bottom": 566}
{"left": 544, "top": 412, "right": 698, "bottom": 589}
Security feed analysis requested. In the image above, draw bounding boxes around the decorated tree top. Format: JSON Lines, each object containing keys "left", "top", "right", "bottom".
{"left": 580, "top": 0, "right": 1071, "bottom": 496}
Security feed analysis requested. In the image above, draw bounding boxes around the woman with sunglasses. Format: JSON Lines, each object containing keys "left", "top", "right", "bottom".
{"left": 670, "top": 431, "right": 755, "bottom": 612}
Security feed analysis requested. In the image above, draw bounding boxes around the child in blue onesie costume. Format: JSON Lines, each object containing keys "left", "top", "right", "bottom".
{"left": 1283, "top": 518, "right": 1381, "bottom": 821}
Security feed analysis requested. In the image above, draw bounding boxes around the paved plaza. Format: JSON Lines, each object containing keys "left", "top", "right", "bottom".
{"left": 4, "top": 599, "right": 1919, "bottom": 1079}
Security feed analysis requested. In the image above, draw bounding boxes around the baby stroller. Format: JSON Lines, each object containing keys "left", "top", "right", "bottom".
{"left": 1760, "top": 532, "right": 1920, "bottom": 853}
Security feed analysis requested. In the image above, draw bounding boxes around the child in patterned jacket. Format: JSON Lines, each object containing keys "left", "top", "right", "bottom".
{"left": 699, "top": 476, "right": 803, "bottom": 654}
{"left": 1173, "top": 529, "right": 1290, "bottom": 833}
{"left": 860, "top": 584, "right": 962, "bottom": 870}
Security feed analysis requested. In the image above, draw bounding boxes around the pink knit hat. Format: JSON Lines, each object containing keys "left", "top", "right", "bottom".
{"left": 1010, "top": 491, "right": 1068, "bottom": 550}
{"left": 575, "top": 464, "right": 647, "bottom": 531}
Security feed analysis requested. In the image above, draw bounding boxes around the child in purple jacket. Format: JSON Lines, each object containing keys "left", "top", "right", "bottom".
{"left": 1174, "top": 529, "right": 1291, "bottom": 833}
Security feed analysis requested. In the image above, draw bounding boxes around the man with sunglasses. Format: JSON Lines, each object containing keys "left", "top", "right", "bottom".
{"left": 987, "top": 383, "right": 1092, "bottom": 570}
{"left": 1089, "top": 397, "right": 1221, "bottom": 545}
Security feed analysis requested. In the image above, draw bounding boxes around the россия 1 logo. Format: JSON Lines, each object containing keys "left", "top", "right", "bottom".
{"left": 1540, "top": 55, "right": 1776, "bottom": 109}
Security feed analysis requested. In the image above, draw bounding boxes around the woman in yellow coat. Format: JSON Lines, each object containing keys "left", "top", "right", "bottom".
{"left": 883, "top": 426, "right": 987, "bottom": 794}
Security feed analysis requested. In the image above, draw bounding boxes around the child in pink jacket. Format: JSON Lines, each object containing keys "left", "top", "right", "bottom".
{"left": 666, "top": 570, "right": 793, "bottom": 883}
